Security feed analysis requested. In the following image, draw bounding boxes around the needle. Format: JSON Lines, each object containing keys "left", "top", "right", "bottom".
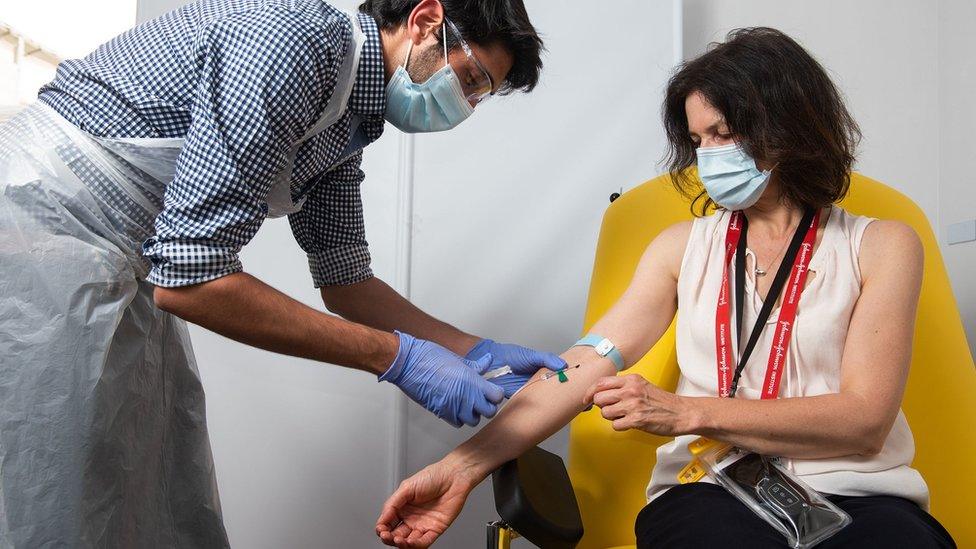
{"left": 540, "top": 363, "right": 581, "bottom": 381}
{"left": 482, "top": 365, "right": 513, "bottom": 380}
{"left": 513, "top": 363, "right": 582, "bottom": 394}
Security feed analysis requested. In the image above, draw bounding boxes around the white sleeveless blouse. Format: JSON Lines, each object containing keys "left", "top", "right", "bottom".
{"left": 646, "top": 205, "right": 929, "bottom": 509}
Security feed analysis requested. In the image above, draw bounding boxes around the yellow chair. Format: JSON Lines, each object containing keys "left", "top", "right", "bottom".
{"left": 567, "top": 172, "right": 976, "bottom": 548}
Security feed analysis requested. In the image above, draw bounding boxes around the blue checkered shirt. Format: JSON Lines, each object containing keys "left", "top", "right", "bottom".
{"left": 38, "top": 0, "right": 386, "bottom": 287}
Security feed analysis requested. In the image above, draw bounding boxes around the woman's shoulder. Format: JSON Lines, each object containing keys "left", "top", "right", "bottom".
{"left": 655, "top": 213, "right": 725, "bottom": 253}
{"left": 860, "top": 219, "right": 923, "bottom": 259}
{"left": 851, "top": 210, "right": 924, "bottom": 281}
{"left": 831, "top": 205, "right": 921, "bottom": 252}
{"left": 664, "top": 210, "right": 728, "bottom": 242}
{"left": 650, "top": 220, "right": 694, "bottom": 256}
{"left": 648, "top": 212, "right": 729, "bottom": 278}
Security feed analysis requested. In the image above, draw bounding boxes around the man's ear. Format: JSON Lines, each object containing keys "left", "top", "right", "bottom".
{"left": 405, "top": 0, "right": 444, "bottom": 46}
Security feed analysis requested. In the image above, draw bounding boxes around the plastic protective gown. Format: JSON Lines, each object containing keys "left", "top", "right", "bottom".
{"left": 0, "top": 10, "right": 366, "bottom": 544}
{"left": 0, "top": 103, "right": 229, "bottom": 546}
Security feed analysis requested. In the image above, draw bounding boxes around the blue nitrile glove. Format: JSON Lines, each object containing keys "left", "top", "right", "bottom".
{"left": 465, "top": 339, "right": 567, "bottom": 398}
{"left": 380, "top": 331, "right": 505, "bottom": 428}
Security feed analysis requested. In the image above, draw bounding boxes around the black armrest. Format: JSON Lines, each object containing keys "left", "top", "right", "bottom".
{"left": 491, "top": 446, "right": 584, "bottom": 548}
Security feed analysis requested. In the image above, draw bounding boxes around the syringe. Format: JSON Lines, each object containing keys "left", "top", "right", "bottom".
{"left": 484, "top": 364, "right": 582, "bottom": 383}
{"left": 482, "top": 365, "right": 513, "bottom": 380}
{"left": 510, "top": 364, "right": 582, "bottom": 397}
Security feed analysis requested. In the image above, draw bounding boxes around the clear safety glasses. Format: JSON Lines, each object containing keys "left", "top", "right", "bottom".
{"left": 444, "top": 19, "right": 494, "bottom": 106}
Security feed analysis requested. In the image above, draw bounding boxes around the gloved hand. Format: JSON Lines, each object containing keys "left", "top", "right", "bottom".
{"left": 465, "top": 339, "right": 567, "bottom": 398}
{"left": 380, "top": 331, "right": 505, "bottom": 428}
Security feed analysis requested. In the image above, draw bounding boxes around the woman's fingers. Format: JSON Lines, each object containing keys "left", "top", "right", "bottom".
{"left": 392, "top": 530, "right": 429, "bottom": 549}
{"left": 599, "top": 402, "right": 629, "bottom": 421}
{"left": 416, "top": 531, "right": 440, "bottom": 547}
{"left": 376, "top": 485, "right": 412, "bottom": 532}
{"left": 401, "top": 531, "right": 438, "bottom": 549}
{"left": 376, "top": 505, "right": 401, "bottom": 533}
{"left": 591, "top": 387, "right": 625, "bottom": 408}
{"left": 381, "top": 521, "right": 428, "bottom": 548}
{"left": 377, "top": 487, "right": 416, "bottom": 545}
{"left": 612, "top": 417, "right": 637, "bottom": 431}
{"left": 392, "top": 521, "right": 413, "bottom": 540}
{"left": 582, "top": 376, "right": 625, "bottom": 405}
{"left": 404, "top": 528, "right": 430, "bottom": 547}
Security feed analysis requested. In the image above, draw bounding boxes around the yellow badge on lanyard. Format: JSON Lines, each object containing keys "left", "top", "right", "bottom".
{"left": 678, "top": 437, "right": 733, "bottom": 484}
{"left": 678, "top": 458, "right": 708, "bottom": 484}
{"left": 688, "top": 436, "right": 724, "bottom": 456}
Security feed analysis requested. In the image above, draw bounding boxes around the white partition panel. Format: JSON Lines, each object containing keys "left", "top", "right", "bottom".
{"left": 403, "top": 3, "right": 680, "bottom": 546}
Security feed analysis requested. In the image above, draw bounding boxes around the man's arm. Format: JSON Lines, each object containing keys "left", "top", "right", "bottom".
{"left": 156, "top": 271, "right": 507, "bottom": 428}
{"left": 289, "top": 149, "right": 478, "bottom": 356}
{"left": 154, "top": 272, "right": 397, "bottom": 374}
{"left": 321, "top": 277, "right": 480, "bottom": 356}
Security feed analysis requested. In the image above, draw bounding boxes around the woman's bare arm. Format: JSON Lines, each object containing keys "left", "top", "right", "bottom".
{"left": 585, "top": 220, "right": 923, "bottom": 458}
{"left": 376, "top": 221, "right": 691, "bottom": 547}
{"left": 444, "top": 221, "right": 691, "bottom": 478}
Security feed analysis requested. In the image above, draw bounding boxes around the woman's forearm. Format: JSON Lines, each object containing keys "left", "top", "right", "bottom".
{"left": 445, "top": 346, "right": 618, "bottom": 481}
{"left": 438, "top": 226, "right": 683, "bottom": 480}
{"left": 691, "top": 391, "right": 891, "bottom": 459}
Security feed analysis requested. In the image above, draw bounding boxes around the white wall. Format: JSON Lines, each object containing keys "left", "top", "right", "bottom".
{"left": 939, "top": 0, "right": 976, "bottom": 357}
{"left": 136, "top": 0, "right": 183, "bottom": 22}
{"left": 683, "top": 0, "right": 975, "bottom": 356}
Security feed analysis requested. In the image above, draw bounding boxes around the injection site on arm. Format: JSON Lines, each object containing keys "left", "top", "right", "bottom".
{"left": 446, "top": 227, "right": 687, "bottom": 479}
{"left": 445, "top": 346, "right": 619, "bottom": 481}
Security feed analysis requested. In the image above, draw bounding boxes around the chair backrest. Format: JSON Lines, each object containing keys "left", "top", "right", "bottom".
{"left": 567, "top": 172, "right": 976, "bottom": 548}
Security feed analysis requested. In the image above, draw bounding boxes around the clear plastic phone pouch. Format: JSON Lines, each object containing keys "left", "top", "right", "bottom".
{"left": 699, "top": 446, "right": 852, "bottom": 548}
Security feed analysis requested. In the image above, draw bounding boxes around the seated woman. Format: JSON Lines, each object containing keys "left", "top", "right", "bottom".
{"left": 375, "top": 27, "right": 955, "bottom": 549}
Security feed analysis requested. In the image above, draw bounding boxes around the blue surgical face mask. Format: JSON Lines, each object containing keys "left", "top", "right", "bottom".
{"left": 696, "top": 142, "right": 774, "bottom": 210}
{"left": 384, "top": 25, "right": 474, "bottom": 133}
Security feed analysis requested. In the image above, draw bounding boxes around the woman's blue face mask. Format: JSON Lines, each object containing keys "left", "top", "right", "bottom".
{"left": 696, "top": 143, "right": 774, "bottom": 210}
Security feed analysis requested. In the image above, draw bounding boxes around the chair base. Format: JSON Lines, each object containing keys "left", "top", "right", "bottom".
{"left": 486, "top": 520, "right": 520, "bottom": 549}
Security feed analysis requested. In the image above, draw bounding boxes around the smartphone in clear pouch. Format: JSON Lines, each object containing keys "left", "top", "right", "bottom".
{"left": 699, "top": 446, "right": 852, "bottom": 549}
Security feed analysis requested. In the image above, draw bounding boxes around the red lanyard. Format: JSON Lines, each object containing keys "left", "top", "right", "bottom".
{"left": 714, "top": 209, "right": 821, "bottom": 399}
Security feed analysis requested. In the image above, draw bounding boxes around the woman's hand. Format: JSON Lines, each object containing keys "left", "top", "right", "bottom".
{"left": 375, "top": 458, "right": 482, "bottom": 548}
{"left": 583, "top": 374, "right": 701, "bottom": 437}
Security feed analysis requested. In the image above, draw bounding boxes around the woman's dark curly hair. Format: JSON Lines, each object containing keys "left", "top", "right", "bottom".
{"left": 663, "top": 27, "right": 861, "bottom": 215}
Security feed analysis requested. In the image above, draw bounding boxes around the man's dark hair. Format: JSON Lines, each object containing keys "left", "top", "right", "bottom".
{"left": 358, "top": 0, "right": 544, "bottom": 94}
{"left": 663, "top": 27, "right": 861, "bottom": 215}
